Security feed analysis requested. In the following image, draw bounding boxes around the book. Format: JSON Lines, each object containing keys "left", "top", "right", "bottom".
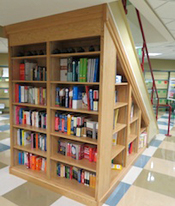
{"left": 60, "top": 58, "right": 67, "bottom": 81}
{"left": 72, "top": 86, "right": 83, "bottom": 109}
{"left": 67, "top": 57, "right": 73, "bottom": 81}
{"left": 19, "top": 63, "right": 25, "bottom": 80}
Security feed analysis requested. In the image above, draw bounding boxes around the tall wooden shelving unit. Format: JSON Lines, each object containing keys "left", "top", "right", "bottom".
{"left": 5, "top": 3, "right": 149, "bottom": 206}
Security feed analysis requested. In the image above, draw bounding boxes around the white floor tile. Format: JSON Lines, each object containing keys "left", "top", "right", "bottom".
{"left": 158, "top": 118, "right": 167, "bottom": 122}
{"left": 142, "top": 146, "right": 157, "bottom": 157}
{"left": 51, "top": 196, "right": 85, "bottom": 206}
{"left": 121, "top": 166, "right": 142, "bottom": 185}
{"left": 155, "top": 134, "right": 165, "bottom": 141}
{"left": 0, "top": 166, "right": 26, "bottom": 195}
{"left": 0, "top": 138, "right": 10, "bottom": 146}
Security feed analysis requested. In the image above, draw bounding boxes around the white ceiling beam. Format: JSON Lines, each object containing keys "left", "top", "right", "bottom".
{"left": 129, "top": 0, "right": 174, "bottom": 42}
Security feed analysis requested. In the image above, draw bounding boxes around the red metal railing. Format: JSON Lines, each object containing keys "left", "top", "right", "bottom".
{"left": 121, "top": 1, "right": 172, "bottom": 136}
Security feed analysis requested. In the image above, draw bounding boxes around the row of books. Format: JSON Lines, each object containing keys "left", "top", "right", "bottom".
{"left": 15, "top": 85, "right": 47, "bottom": 105}
{"left": 14, "top": 106, "right": 47, "bottom": 129}
{"left": 18, "top": 151, "right": 47, "bottom": 172}
{"left": 55, "top": 86, "right": 99, "bottom": 111}
{"left": 55, "top": 113, "right": 98, "bottom": 139}
{"left": 17, "top": 129, "right": 47, "bottom": 151}
{"left": 58, "top": 139, "right": 97, "bottom": 162}
{"left": 20, "top": 62, "right": 47, "bottom": 81}
{"left": 60, "top": 57, "right": 99, "bottom": 82}
{"left": 57, "top": 163, "right": 96, "bottom": 188}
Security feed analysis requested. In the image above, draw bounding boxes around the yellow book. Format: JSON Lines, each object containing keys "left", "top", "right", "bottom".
{"left": 114, "top": 109, "right": 119, "bottom": 128}
{"left": 67, "top": 114, "right": 71, "bottom": 135}
{"left": 22, "top": 130, "right": 25, "bottom": 146}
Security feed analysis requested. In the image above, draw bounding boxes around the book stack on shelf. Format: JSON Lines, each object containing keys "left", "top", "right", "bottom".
{"left": 7, "top": 7, "right": 149, "bottom": 205}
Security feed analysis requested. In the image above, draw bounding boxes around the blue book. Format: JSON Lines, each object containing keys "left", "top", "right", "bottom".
{"left": 89, "top": 89, "right": 93, "bottom": 110}
{"left": 78, "top": 169, "right": 81, "bottom": 183}
{"left": 93, "top": 58, "right": 99, "bottom": 82}
{"left": 19, "top": 85, "right": 21, "bottom": 103}
{"left": 18, "top": 152, "right": 22, "bottom": 164}
{"left": 64, "top": 115, "right": 67, "bottom": 133}
{"left": 57, "top": 164, "right": 61, "bottom": 176}
{"left": 59, "top": 114, "right": 62, "bottom": 131}
{"left": 22, "top": 152, "right": 24, "bottom": 164}
{"left": 19, "top": 108, "right": 24, "bottom": 124}
{"left": 72, "top": 86, "right": 83, "bottom": 109}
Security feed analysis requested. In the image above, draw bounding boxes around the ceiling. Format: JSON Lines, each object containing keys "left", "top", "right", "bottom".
{"left": 0, "top": 0, "right": 175, "bottom": 60}
{"left": 129, "top": 0, "right": 175, "bottom": 60}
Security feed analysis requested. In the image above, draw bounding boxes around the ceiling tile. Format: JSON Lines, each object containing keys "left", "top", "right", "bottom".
{"left": 156, "top": 2, "right": 175, "bottom": 18}
{"left": 147, "top": 0, "right": 168, "bottom": 9}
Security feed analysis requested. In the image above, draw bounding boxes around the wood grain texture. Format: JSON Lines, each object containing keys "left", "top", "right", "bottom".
{"left": 95, "top": 24, "right": 116, "bottom": 200}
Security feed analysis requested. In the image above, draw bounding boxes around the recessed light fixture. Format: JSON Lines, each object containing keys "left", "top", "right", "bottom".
{"left": 148, "top": 53, "right": 162, "bottom": 56}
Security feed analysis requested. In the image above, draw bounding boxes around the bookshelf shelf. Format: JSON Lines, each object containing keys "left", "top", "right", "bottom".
{"left": 50, "top": 81, "right": 99, "bottom": 85}
{"left": 50, "top": 51, "right": 100, "bottom": 58}
{"left": 12, "top": 80, "right": 47, "bottom": 83}
{"left": 51, "top": 176, "right": 95, "bottom": 198}
{"left": 130, "top": 116, "right": 139, "bottom": 124}
{"left": 114, "top": 102, "right": 128, "bottom": 109}
{"left": 7, "top": 5, "right": 149, "bottom": 205}
{"left": 13, "top": 103, "right": 47, "bottom": 109}
{"left": 128, "top": 134, "right": 137, "bottom": 145}
{"left": 14, "top": 145, "right": 47, "bottom": 157}
{"left": 115, "top": 83, "right": 128, "bottom": 86}
{"left": 111, "top": 145, "right": 125, "bottom": 159}
{"left": 13, "top": 124, "right": 47, "bottom": 134}
{"left": 51, "top": 154, "right": 96, "bottom": 173}
{"left": 51, "top": 132, "right": 98, "bottom": 145}
{"left": 11, "top": 55, "right": 47, "bottom": 60}
{"left": 140, "top": 127, "right": 147, "bottom": 133}
{"left": 50, "top": 106, "right": 98, "bottom": 115}
{"left": 113, "top": 123, "right": 126, "bottom": 134}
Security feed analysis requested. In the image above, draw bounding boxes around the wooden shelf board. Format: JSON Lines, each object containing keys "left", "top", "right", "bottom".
{"left": 51, "top": 132, "right": 97, "bottom": 145}
{"left": 140, "top": 127, "right": 147, "bottom": 133}
{"left": 114, "top": 102, "right": 128, "bottom": 109}
{"left": 13, "top": 103, "right": 47, "bottom": 109}
{"left": 51, "top": 176, "right": 95, "bottom": 199}
{"left": 11, "top": 55, "right": 47, "bottom": 60}
{"left": 10, "top": 165, "right": 95, "bottom": 202}
{"left": 12, "top": 80, "right": 47, "bottom": 83}
{"left": 51, "top": 154, "right": 96, "bottom": 173}
{"left": 113, "top": 123, "right": 126, "bottom": 134}
{"left": 128, "top": 134, "right": 137, "bottom": 145}
{"left": 50, "top": 81, "right": 99, "bottom": 85}
{"left": 50, "top": 51, "right": 100, "bottom": 58}
{"left": 110, "top": 169, "right": 122, "bottom": 186}
{"left": 127, "top": 146, "right": 146, "bottom": 166}
{"left": 13, "top": 124, "right": 47, "bottom": 134}
{"left": 115, "top": 83, "right": 128, "bottom": 86}
{"left": 111, "top": 145, "right": 125, "bottom": 159}
{"left": 130, "top": 116, "right": 139, "bottom": 124}
{"left": 51, "top": 106, "right": 98, "bottom": 115}
{"left": 110, "top": 146, "right": 146, "bottom": 187}
{"left": 14, "top": 145, "right": 47, "bottom": 157}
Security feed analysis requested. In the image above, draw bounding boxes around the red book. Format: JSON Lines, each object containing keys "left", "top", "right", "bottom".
{"left": 129, "top": 142, "right": 133, "bottom": 154}
{"left": 35, "top": 133, "right": 38, "bottom": 149}
{"left": 85, "top": 86, "right": 90, "bottom": 110}
{"left": 19, "top": 63, "right": 25, "bottom": 80}
{"left": 15, "top": 84, "right": 19, "bottom": 102}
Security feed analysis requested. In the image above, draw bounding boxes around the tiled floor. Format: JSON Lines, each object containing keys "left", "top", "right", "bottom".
{"left": 1, "top": 113, "right": 175, "bottom": 205}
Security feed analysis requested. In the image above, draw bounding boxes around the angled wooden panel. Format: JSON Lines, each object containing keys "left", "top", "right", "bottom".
{"left": 96, "top": 24, "right": 116, "bottom": 201}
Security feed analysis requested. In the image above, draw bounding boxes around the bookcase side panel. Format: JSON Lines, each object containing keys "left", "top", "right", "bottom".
{"left": 96, "top": 24, "right": 116, "bottom": 201}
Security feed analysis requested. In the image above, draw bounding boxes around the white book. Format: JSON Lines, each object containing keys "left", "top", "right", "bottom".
{"left": 21, "top": 86, "right": 25, "bottom": 102}
{"left": 17, "top": 129, "right": 20, "bottom": 145}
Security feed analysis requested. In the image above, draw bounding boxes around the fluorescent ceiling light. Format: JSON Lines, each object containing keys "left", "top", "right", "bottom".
{"left": 148, "top": 53, "right": 162, "bottom": 56}
{"left": 135, "top": 46, "right": 142, "bottom": 49}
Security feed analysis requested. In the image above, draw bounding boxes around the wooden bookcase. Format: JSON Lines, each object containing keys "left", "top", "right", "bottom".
{"left": 5, "top": 3, "right": 149, "bottom": 206}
